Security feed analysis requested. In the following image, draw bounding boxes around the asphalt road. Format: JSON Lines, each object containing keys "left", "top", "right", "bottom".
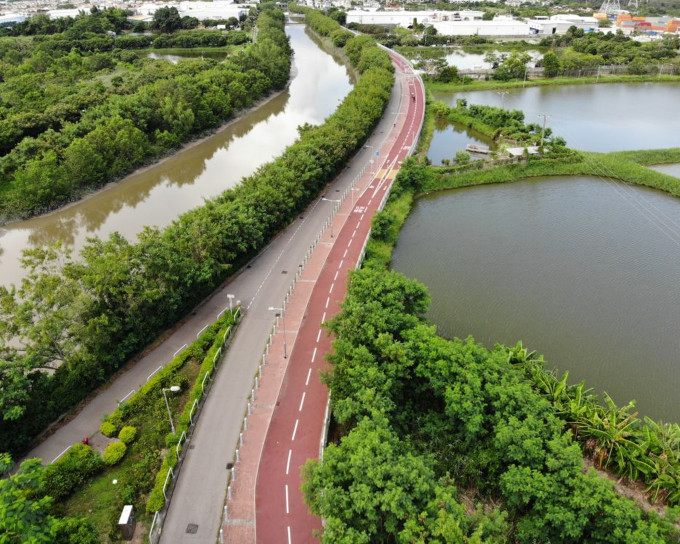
{"left": 156, "top": 55, "right": 419, "bottom": 544}
{"left": 254, "top": 53, "right": 424, "bottom": 544}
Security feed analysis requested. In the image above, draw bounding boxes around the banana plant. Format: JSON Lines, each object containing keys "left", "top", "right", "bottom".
{"left": 575, "top": 393, "right": 648, "bottom": 479}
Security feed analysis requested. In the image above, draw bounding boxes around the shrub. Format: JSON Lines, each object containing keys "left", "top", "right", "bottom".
{"left": 147, "top": 488, "right": 165, "bottom": 513}
{"left": 102, "top": 442, "right": 127, "bottom": 466}
{"left": 118, "top": 426, "right": 137, "bottom": 445}
{"left": 100, "top": 420, "right": 117, "bottom": 437}
{"left": 43, "top": 443, "right": 103, "bottom": 500}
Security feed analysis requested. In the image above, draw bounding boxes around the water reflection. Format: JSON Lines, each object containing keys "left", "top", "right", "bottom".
{"left": 147, "top": 51, "right": 230, "bottom": 63}
{"left": 431, "top": 82, "right": 680, "bottom": 152}
{"left": 0, "top": 25, "right": 354, "bottom": 287}
{"left": 428, "top": 117, "right": 496, "bottom": 165}
{"left": 444, "top": 49, "right": 541, "bottom": 70}
{"left": 392, "top": 176, "right": 680, "bottom": 421}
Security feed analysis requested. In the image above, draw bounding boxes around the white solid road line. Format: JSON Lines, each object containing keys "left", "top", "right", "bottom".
{"left": 286, "top": 449, "right": 292, "bottom": 475}
{"left": 299, "top": 392, "right": 306, "bottom": 412}
{"left": 291, "top": 419, "right": 299, "bottom": 441}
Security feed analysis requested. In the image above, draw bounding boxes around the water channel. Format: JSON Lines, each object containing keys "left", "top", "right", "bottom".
{"left": 431, "top": 82, "right": 680, "bottom": 152}
{"left": 0, "top": 25, "right": 354, "bottom": 287}
{"left": 392, "top": 176, "right": 680, "bottom": 421}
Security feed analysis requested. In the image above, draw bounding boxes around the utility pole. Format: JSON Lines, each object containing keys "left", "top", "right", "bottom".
{"left": 538, "top": 113, "right": 550, "bottom": 150}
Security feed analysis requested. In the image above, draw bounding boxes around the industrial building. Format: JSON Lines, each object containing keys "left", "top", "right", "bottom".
{"left": 347, "top": 10, "right": 600, "bottom": 37}
{"left": 527, "top": 14, "right": 599, "bottom": 35}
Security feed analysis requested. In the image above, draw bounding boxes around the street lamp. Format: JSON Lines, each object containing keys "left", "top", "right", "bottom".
{"left": 268, "top": 306, "right": 287, "bottom": 358}
{"left": 227, "top": 293, "right": 235, "bottom": 312}
{"left": 351, "top": 187, "right": 360, "bottom": 207}
{"left": 163, "top": 385, "right": 181, "bottom": 434}
{"left": 321, "top": 197, "right": 341, "bottom": 237}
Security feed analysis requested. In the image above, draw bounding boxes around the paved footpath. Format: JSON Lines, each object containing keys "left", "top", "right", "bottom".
{"left": 223, "top": 53, "right": 424, "bottom": 544}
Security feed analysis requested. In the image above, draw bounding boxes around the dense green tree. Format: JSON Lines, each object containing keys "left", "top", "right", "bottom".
{"left": 493, "top": 51, "right": 531, "bottom": 81}
{"left": 151, "top": 7, "right": 182, "bottom": 33}
{"left": 304, "top": 264, "right": 677, "bottom": 542}
{"left": 542, "top": 50, "right": 562, "bottom": 77}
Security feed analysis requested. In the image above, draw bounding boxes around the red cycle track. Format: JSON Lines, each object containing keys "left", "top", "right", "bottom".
{"left": 224, "top": 53, "right": 424, "bottom": 544}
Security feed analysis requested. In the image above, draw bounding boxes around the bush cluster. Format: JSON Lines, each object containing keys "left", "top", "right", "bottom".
{"left": 102, "top": 441, "right": 127, "bottom": 466}
{"left": 43, "top": 443, "right": 103, "bottom": 501}
{"left": 118, "top": 426, "right": 137, "bottom": 445}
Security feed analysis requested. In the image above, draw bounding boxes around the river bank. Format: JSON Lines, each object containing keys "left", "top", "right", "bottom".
{"left": 0, "top": 88, "right": 288, "bottom": 229}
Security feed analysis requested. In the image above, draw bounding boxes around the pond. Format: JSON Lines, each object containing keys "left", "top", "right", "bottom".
{"left": 0, "top": 26, "right": 354, "bottom": 287}
{"left": 428, "top": 118, "right": 495, "bottom": 165}
{"left": 651, "top": 163, "right": 680, "bottom": 178}
{"left": 146, "top": 50, "right": 230, "bottom": 63}
{"left": 430, "top": 82, "right": 680, "bottom": 152}
{"left": 392, "top": 176, "right": 680, "bottom": 421}
{"left": 444, "top": 49, "right": 542, "bottom": 70}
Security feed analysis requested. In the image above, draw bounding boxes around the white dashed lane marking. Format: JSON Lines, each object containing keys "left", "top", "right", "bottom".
{"left": 285, "top": 485, "right": 290, "bottom": 514}
{"left": 291, "top": 419, "right": 299, "bottom": 441}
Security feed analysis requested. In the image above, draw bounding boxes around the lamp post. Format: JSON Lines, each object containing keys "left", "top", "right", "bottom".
{"left": 163, "top": 385, "right": 181, "bottom": 434}
{"left": 268, "top": 306, "right": 287, "bottom": 358}
{"left": 351, "top": 187, "right": 360, "bottom": 207}
{"left": 321, "top": 197, "right": 341, "bottom": 237}
{"left": 227, "top": 293, "right": 235, "bottom": 312}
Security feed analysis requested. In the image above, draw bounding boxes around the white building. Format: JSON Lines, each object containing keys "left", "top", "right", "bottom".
{"left": 346, "top": 10, "right": 483, "bottom": 28}
{"left": 527, "top": 14, "right": 598, "bottom": 34}
{"left": 134, "top": 2, "right": 249, "bottom": 20}
{"left": 432, "top": 18, "right": 530, "bottom": 36}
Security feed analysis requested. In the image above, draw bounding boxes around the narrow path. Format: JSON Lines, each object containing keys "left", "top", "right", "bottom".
{"left": 223, "top": 53, "right": 424, "bottom": 544}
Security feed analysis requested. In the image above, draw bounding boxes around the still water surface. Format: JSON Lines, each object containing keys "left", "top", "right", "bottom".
{"left": 146, "top": 50, "right": 230, "bottom": 63}
{"left": 0, "top": 26, "right": 354, "bottom": 287}
{"left": 392, "top": 176, "right": 680, "bottom": 421}
{"left": 428, "top": 118, "right": 495, "bottom": 165}
{"left": 431, "top": 83, "right": 680, "bottom": 152}
{"left": 651, "top": 163, "right": 680, "bottom": 178}
{"left": 444, "top": 49, "right": 541, "bottom": 70}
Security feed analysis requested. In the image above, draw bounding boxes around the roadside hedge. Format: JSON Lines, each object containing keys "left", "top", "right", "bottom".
{"left": 144, "top": 310, "right": 239, "bottom": 513}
